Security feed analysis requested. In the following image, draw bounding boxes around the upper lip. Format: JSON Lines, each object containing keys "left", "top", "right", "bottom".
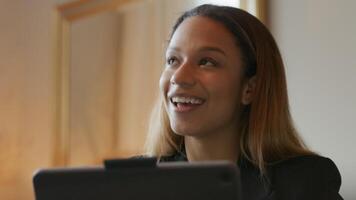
{"left": 168, "top": 92, "right": 206, "bottom": 104}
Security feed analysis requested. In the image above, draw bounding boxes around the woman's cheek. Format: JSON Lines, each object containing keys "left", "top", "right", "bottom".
{"left": 159, "top": 70, "right": 172, "bottom": 94}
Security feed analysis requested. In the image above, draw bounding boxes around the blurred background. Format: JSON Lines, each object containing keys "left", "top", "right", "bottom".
{"left": 0, "top": 0, "right": 355, "bottom": 199}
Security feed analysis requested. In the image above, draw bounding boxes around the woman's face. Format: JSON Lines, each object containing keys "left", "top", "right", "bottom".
{"left": 160, "top": 16, "right": 246, "bottom": 137}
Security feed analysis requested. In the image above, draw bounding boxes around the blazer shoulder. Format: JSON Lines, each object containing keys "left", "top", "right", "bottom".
{"left": 275, "top": 154, "right": 334, "bottom": 166}
{"left": 274, "top": 155, "right": 341, "bottom": 178}
{"left": 270, "top": 155, "right": 343, "bottom": 200}
{"left": 272, "top": 155, "right": 341, "bottom": 183}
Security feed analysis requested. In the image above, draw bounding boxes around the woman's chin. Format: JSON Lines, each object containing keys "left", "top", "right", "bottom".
{"left": 171, "top": 127, "right": 205, "bottom": 138}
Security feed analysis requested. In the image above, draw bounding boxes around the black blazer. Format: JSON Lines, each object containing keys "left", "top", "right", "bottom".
{"left": 159, "top": 153, "right": 343, "bottom": 200}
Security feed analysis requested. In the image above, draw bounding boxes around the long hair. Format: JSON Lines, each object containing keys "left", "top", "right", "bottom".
{"left": 145, "top": 4, "right": 313, "bottom": 172}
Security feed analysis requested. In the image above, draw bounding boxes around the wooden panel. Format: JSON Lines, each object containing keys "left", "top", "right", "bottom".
{"left": 68, "top": 12, "right": 120, "bottom": 165}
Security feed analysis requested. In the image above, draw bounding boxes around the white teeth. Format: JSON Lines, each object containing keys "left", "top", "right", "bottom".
{"left": 171, "top": 96, "right": 203, "bottom": 104}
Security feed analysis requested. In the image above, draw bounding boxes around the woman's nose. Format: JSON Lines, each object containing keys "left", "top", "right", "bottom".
{"left": 170, "top": 62, "right": 196, "bottom": 87}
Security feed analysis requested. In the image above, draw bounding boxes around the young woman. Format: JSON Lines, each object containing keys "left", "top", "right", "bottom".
{"left": 144, "top": 4, "right": 343, "bottom": 200}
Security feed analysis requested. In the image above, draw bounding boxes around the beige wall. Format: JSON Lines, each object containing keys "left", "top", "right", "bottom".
{"left": 269, "top": 0, "right": 356, "bottom": 199}
{"left": 0, "top": 1, "right": 58, "bottom": 199}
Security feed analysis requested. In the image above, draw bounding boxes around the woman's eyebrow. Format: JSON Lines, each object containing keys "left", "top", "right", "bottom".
{"left": 166, "top": 47, "right": 180, "bottom": 53}
{"left": 199, "top": 46, "right": 227, "bottom": 57}
{"left": 167, "top": 46, "right": 227, "bottom": 57}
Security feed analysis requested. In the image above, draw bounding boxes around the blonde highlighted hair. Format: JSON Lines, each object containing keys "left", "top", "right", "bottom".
{"left": 145, "top": 4, "right": 313, "bottom": 172}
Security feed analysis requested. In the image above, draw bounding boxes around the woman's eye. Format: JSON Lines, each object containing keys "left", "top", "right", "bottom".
{"left": 199, "top": 58, "right": 217, "bottom": 67}
{"left": 167, "top": 57, "right": 178, "bottom": 66}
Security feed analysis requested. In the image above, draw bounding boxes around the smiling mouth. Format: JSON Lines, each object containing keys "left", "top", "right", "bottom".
{"left": 170, "top": 96, "right": 205, "bottom": 112}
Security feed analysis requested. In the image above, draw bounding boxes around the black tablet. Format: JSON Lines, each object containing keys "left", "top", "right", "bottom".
{"left": 33, "top": 158, "right": 241, "bottom": 200}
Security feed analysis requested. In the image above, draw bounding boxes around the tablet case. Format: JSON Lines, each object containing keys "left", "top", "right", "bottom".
{"left": 33, "top": 157, "right": 241, "bottom": 200}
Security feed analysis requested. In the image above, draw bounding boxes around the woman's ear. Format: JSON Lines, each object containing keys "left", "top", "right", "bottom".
{"left": 241, "top": 76, "right": 256, "bottom": 105}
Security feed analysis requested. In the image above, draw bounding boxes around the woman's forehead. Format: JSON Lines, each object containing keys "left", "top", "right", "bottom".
{"left": 168, "top": 16, "right": 238, "bottom": 54}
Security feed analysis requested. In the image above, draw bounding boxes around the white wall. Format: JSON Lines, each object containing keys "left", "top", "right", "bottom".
{"left": 270, "top": 0, "right": 356, "bottom": 199}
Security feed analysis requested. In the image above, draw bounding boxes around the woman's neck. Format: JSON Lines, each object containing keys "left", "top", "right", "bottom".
{"left": 184, "top": 131, "right": 239, "bottom": 163}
